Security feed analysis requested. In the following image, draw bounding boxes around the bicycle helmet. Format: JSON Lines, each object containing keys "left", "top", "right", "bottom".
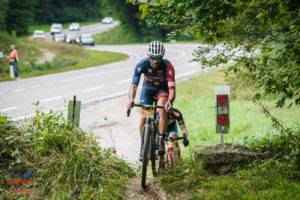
{"left": 147, "top": 41, "right": 165, "bottom": 57}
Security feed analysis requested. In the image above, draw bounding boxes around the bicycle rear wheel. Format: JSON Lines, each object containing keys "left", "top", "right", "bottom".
{"left": 141, "top": 124, "right": 151, "bottom": 188}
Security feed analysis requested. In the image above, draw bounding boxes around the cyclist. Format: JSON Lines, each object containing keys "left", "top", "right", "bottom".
{"left": 127, "top": 41, "right": 176, "bottom": 159}
{"left": 165, "top": 107, "right": 189, "bottom": 161}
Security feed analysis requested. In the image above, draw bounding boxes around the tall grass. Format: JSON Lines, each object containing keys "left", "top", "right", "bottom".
{"left": 0, "top": 111, "right": 134, "bottom": 199}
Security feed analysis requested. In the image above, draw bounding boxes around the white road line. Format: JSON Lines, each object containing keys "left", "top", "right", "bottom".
{"left": 43, "top": 82, "right": 54, "bottom": 86}
{"left": 83, "top": 86, "right": 103, "bottom": 92}
{"left": 82, "top": 90, "right": 128, "bottom": 104}
{"left": 29, "top": 85, "right": 40, "bottom": 89}
{"left": 41, "top": 96, "right": 63, "bottom": 103}
{"left": 14, "top": 88, "right": 25, "bottom": 92}
{"left": 57, "top": 68, "right": 131, "bottom": 83}
{"left": 177, "top": 70, "right": 198, "bottom": 79}
{"left": 1, "top": 107, "right": 17, "bottom": 112}
{"left": 117, "top": 79, "right": 131, "bottom": 84}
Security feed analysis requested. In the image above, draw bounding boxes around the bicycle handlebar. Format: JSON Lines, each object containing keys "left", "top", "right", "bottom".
{"left": 126, "top": 103, "right": 165, "bottom": 117}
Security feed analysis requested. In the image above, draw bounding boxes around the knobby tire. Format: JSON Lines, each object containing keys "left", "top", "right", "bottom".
{"left": 141, "top": 124, "right": 151, "bottom": 188}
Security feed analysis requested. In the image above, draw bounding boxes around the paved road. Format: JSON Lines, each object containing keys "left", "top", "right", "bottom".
{"left": 45, "top": 21, "right": 119, "bottom": 40}
{"left": 0, "top": 43, "right": 202, "bottom": 120}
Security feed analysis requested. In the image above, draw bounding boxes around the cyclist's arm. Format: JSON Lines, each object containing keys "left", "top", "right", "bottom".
{"left": 173, "top": 109, "right": 188, "bottom": 138}
{"left": 128, "top": 63, "right": 143, "bottom": 105}
{"left": 179, "top": 124, "right": 188, "bottom": 138}
{"left": 128, "top": 84, "right": 138, "bottom": 102}
{"left": 166, "top": 62, "right": 176, "bottom": 103}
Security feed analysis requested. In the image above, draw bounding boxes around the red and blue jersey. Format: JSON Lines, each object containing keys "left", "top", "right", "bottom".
{"left": 132, "top": 58, "right": 175, "bottom": 90}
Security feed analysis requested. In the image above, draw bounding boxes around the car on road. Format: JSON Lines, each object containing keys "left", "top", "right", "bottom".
{"left": 69, "top": 23, "right": 80, "bottom": 31}
{"left": 32, "top": 30, "right": 46, "bottom": 39}
{"left": 102, "top": 17, "right": 113, "bottom": 24}
{"left": 65, "top": 33, "right": 78, "bottom": 44}
{"left": 50, "top": 23, "right": 63, "bottom": 36}
{"left": 77, "top": 34, "right": 95, "bottom": 46}
{"left": 54, "top": 33, "right": 65, "bottom": 42}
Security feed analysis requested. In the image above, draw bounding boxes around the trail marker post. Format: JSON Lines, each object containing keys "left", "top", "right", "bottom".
{"left": 215, "top": 86, "right": 230, "bottom": 144}
{"left": 67, "top": 95, "right": 81, "bottom": 127}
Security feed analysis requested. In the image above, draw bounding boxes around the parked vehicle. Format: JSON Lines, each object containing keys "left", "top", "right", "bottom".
{"left": 69, "top": 23, "right": 80, "bottom": 31}
{"left": 50, "top": 23, "right": 63, "bottom": 36}
{"left": 77, "top": 34, "right": 95, "bottom": 46}
{"left": 102, "top": 17, "right": 113, "bottom": 24}
{"left": 33, "top": 30, "right": 46, "bottom": 39}
{"left": 65, "top": 33, "right": 78, "bottom": 44}
{"left": 54, "top": 33, "right": 65, "bottom": 42}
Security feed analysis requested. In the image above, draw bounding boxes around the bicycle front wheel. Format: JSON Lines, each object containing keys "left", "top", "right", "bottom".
{"left": 141, "top": 124, "right": 151, "bottom": 188}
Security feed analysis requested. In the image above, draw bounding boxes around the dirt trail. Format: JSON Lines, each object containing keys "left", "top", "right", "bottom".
{"left": 124, "top": 178, "right": 169, "bottom": 200}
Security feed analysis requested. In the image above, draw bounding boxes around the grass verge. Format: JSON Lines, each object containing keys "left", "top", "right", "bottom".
{"left": 94, "top": 25, "right": 142, "bottom": 45}
{"left": 0, "top": 111, "right": 134, "bottom": 199}
{"left": 174, "top": 70, "right": 300, "bottom": 148}
{"left": 0, "top": 39, "right": 128, "bottom": 81}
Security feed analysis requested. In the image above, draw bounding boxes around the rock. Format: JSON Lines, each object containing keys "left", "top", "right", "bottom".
{"left": 194, "top": 143, "right": 266, "bottom": 175}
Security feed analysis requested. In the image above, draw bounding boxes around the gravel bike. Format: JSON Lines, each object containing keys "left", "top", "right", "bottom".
{"left": 127, "top": 103, "right": 187, "bottom": 188}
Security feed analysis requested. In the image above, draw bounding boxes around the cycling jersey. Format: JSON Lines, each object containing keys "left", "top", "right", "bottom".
{"left": 167, "top": 108, "right": 185, "bottom": 126}
{"left": 132, "top": 58, "right": 175, "bottom": 90}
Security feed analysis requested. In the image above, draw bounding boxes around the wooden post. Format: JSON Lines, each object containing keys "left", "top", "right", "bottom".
{"left": 68, "top": 95, "right": 81, "bottom": 127}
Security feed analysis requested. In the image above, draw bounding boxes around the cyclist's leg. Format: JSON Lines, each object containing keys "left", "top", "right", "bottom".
{"left": 167, "top": 123, "right": 181, "bottom": 163}
{"left": 156, "top": 91, "right": 168, "bottom": 155}
{"left": 157, "top": 90, "right": 168, "bottom": 136}
{"left": 169, "top": 124, "right": 181, "bottom": 161}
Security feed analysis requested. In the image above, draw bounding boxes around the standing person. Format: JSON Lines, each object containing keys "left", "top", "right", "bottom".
{"left": 127, "top": 41, "right": 176, "bottom": 160}
{"left": 8, "top": 45, "right": 20, "bottom": 80}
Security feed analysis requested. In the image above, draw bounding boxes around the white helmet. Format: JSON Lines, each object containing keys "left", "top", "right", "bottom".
{"left": 147, "top": 41, "right": 165, "bottom": 57}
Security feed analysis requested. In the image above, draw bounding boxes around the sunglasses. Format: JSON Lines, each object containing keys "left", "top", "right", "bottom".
{"left": 149, "top": 56, "right": 162, "bottom": 61}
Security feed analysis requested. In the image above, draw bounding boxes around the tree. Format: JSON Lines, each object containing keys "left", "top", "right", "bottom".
{"left": 134, "top": 0, "right": 300, "bottom": 106}
{"left": 0, "top": 0, "right": 8, "bottom": 30}
{"left": 101, "top": 0, "right": 168, "bottom": 42}
{"left": 5, "top": 0, "right": 36, "bottom": 35}
{"left": 34, "top": 0, "right": 102, "bottom": 24}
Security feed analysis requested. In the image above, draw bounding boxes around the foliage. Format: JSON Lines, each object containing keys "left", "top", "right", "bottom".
{"left": 101, "top": 0, "right": 168, "bottom": 43}
{"left": 5, "top": 0, "right": 36, "bottom": 35}
{"left": 34, "top": 0, "right": 102, "bottom": 24}
{"left": 0, "top": 112, "right": 134, "bottom": 199}
{"left": 159, "top": 158, "right": 300, "bottom": 199}
{"left": 0, "top": 0, "right": 8, "bottom": 30}
{"left": 94, "top": 24, "right": 141, "bottom": 44}
{"left": 135, "top": 0, "right": 300, "bottom": 106}
{"left": 250, "top": 128, "right": 300, "bottom": 170}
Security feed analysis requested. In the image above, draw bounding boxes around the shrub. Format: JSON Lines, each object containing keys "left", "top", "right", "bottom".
{"left": 0, "top": 111, "right": 134, "bottom": 199}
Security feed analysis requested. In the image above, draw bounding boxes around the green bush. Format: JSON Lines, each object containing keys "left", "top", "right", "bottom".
{"left": 0, "top": 112, "right": 134, "bottom": 199}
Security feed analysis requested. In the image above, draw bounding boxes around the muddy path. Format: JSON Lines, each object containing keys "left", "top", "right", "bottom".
{"left": 124, "top": 177, "right": 169, "bottom": 200}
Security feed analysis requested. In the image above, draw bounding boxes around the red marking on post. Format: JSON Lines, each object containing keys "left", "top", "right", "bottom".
{"left": 6, "top": 178, "right": 34, "bottom": 185}
{"left": 218, "top": 115, "right": 229, "bottom": 125}
{"left": 217, "top": 95, "right": 228, "bottom": 105}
